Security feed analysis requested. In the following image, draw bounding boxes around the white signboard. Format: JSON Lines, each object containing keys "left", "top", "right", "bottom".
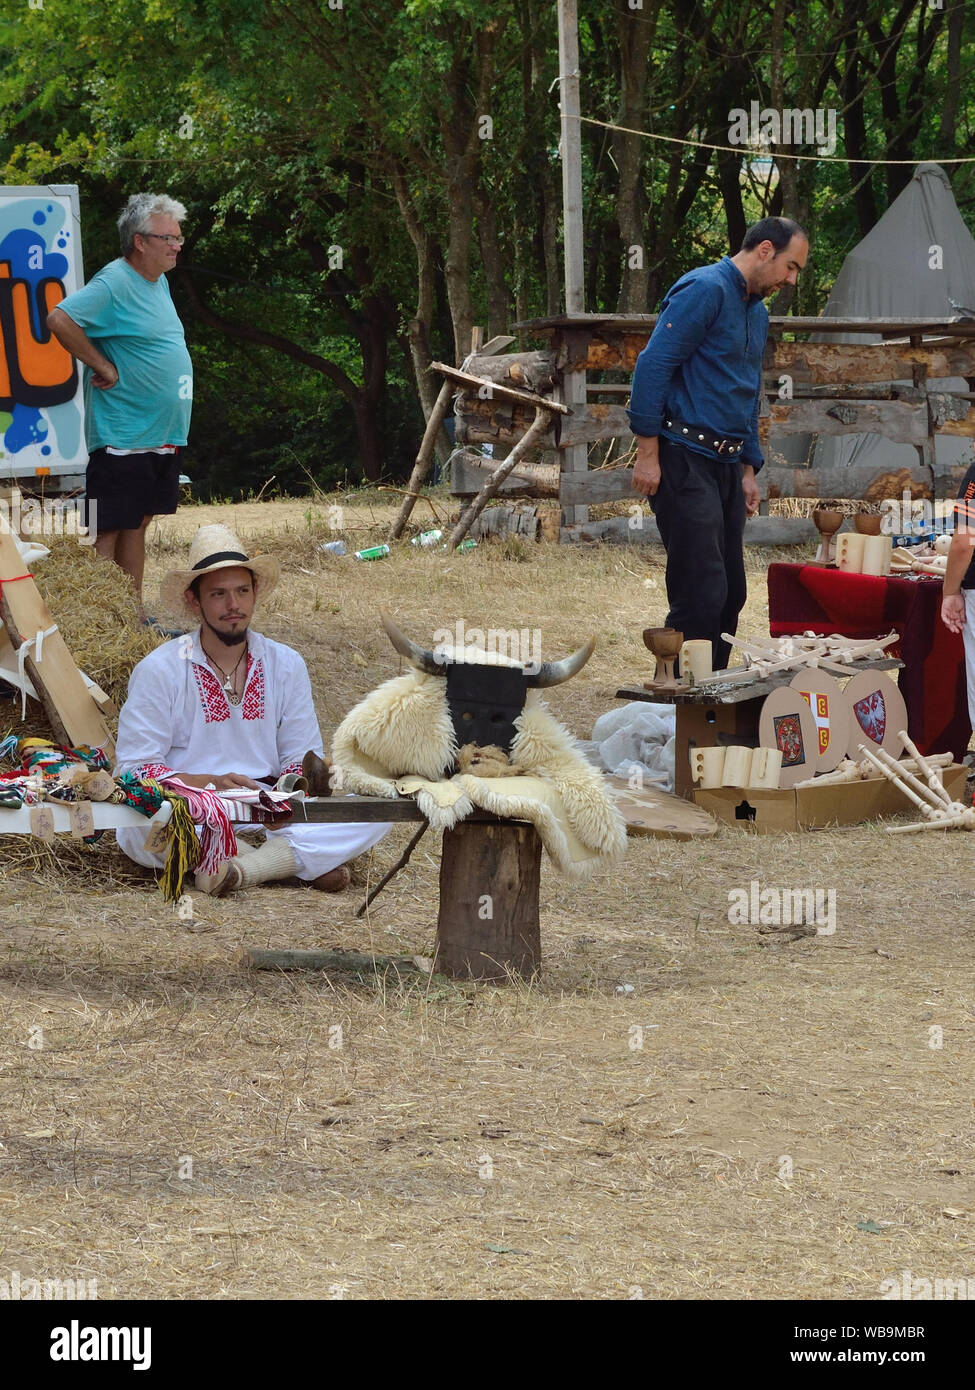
{"left": 0, "top": 185, "right": 87, "bottom": 483}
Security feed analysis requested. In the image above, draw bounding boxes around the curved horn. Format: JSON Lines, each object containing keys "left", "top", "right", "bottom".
{"left": 527, "top": 636, "right": 596, "bottom": 687}
{"left": 380, "top": 611, "right": 446, "bottom": 677}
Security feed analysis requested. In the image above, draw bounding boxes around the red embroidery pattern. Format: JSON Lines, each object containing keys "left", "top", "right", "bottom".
{"left": 193, "top": 663, "right": 230, "bottom": 724}
{"left": 136, "top": 761, "right": 176, "bottom": 781}
{"left": 281, "top": 759, "right": 303, "bottom": 776}
{"left": 241, "top": 656, "right": 265, "bottom": 721}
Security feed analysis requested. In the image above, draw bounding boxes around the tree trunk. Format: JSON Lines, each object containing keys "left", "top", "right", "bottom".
{"left": 390, "top": 161, "right": 452, "bottom": 462}
{"left": 435, "top": 821, "right": 542, "bottom": 980}
{"left": 475, "top": 189, "right": 510, "bottom": 339}
{"left": 350, "top": 389, "right": 385, "bottom": 482}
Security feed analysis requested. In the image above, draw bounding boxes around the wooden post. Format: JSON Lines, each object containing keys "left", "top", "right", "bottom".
{"left": 557, "top": 0, "right": 588, "bottom": 529}
{"left": 435, "top": 821, "right": 542, "bottom": 980}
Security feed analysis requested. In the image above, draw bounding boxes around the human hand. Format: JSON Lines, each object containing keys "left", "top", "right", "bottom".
{"left": 632, "top": 438, "right": 661, "bottom": 497}
{"left": 91, "top": 361, "right": 118, "bottom": 390}
{"left": 742, "top": 467, "right": 761, "bottom": 516}
{"left": 941, "top": 593, "right": 966, "bottom": 635}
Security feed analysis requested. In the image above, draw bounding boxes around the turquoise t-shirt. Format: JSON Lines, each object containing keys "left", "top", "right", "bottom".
{"left": 58, "top": 258, "right": 193, "bottom": 451}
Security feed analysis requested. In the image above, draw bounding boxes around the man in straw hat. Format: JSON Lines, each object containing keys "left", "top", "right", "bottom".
{"left": 113, "top": 524, "right": 390, "bottom": 894}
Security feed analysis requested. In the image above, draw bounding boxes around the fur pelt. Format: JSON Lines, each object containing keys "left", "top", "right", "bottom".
{"left": 331, "top": 670, "right": 627, "bottom": 876}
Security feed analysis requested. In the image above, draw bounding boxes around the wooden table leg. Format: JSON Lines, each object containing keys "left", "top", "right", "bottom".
{"left": 435, "top": 821, "right": 542, "bottom": 981}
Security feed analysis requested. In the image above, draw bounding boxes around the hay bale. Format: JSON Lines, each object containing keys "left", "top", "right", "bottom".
{"left": 5, "top": 540, "right": 164, "bottom": 742}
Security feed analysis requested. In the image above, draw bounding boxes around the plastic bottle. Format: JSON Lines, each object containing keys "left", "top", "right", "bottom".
{"left": 411, "top": 529, "right": 443, "bottom": 548}
{"left": 318, "top": 540, "right": 346, "bottom": 556}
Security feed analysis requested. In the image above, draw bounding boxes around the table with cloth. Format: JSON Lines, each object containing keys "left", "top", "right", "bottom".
{"left": 766, "top": 563, "right": 970, "bottom": 760}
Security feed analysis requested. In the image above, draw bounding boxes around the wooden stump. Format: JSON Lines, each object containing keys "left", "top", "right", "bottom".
{"left": 435, "top": 821, "right": 541, "bottom": 981}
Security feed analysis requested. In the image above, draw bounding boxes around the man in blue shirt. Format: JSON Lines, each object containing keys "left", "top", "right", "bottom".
{"left": 628, "top": 217, "right": 808, "bottom": 669}
{"left": 47, "top": 194, "right": 192, "bottom": 619}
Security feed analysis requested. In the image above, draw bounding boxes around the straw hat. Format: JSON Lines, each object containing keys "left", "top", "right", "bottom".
{"left": 160, "top": 524, "right": 281, "bottom": 617}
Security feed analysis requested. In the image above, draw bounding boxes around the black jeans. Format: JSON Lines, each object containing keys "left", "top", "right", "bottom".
{"left": 650, "top": 439, "right": 747, "bottom": 671}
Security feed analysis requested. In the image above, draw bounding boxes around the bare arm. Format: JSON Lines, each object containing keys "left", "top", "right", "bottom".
{"left": 168, "top": 772, "right": 263, "bottom": 791}
{"left": 46, "top": 307, "right": 118, "bottom": 389}
{"left": 941, "top": 529, "right": 975, "bottom": 634}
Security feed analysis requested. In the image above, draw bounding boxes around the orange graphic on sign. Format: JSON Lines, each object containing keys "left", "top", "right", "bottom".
{"left": 0, "top": 261, "right": 77, "bottom": 408}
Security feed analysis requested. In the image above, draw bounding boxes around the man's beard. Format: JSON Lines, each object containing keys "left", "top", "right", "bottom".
{"left": 204, "top": 616, "right": 249, "bottom": 647}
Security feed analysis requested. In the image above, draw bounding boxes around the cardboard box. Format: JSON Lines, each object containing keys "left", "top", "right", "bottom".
{"left": 694, "top": 764, "right": 968, "bottom": 834}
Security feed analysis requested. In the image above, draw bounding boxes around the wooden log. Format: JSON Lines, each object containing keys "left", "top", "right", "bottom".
{"left": 455, "top": 397, "right": 550, "bottom": 448}
{"left": 448, "top": 405, "right": 555, "bottom": 548}
{"left": 450, "top": 450, "right": 559, "bottom": 498}
{"left": 562, "top": 515, "right": 818, "bottom": 546}
{"left": 554, "top": 396, "right": 947, "bottom": 448}
{"left": 518, "top": 312, "right": 975, "bottom": 340}
{"left": 389, "top": 377, "right": 454, "bottom": 540}
{"left": 931, "top": 401, "right": 975, "bottom": 436}
{"left": 557, "top": 402, "right": 632, "bottom": 447}
{"left": 556, "top": 461, "right": 954, "bottom": 508}
{"left": 470, "top": 504, "right": 541, "bottom": 541}
{"left": 435, "top": 821, "right": 541, "bottom": 981}
{"left": 430, "top": 361, "right": 568, "bottom": 413}
{"left": 239, "top": 947, "right": 426, "bottom": 975}
{"left": 766, "top": 398, "right": 929, "bottom": 442}
{"left": 765, "top": 340, "right": 975, "bottom": 384}
{"left": 464, "top": 351, "right": 557, "bottom": 395}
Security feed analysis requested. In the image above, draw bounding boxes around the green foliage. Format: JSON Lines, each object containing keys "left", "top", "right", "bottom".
{"left": 0, "top": 0, "right": 972, "bottom": 493}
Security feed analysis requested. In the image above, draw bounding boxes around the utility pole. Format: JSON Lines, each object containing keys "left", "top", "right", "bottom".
{"left": 557, "top": 0, "right": 588, "bottom": 529}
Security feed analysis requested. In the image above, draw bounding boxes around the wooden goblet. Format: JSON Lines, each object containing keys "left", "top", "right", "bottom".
{"left": 811, "top": 509, "right": 844, "bottom": 565}
{"left": 854, "top": 513, "right": 883, "bottom": 536}
{"left": 642, "top": 626, "right": 685, "bottom": 690}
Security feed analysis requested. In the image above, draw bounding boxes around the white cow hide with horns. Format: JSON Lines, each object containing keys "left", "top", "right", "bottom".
{"left": 331, "top": 666, "right": 627, "bottom": 877}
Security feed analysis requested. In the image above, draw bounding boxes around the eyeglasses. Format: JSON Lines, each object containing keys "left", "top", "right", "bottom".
{"left": 139, "top": 233, "right": 185, "bottom": 246}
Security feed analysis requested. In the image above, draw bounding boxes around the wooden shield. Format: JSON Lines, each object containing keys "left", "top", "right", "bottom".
{"left": 789, "top": 670, "right": 852, "bottom": 774}
{"left": 758, "top": 687, "right": 821, "bottom": 788}
{"left": 844, "top": 670, "right": 909, "bottom": 757}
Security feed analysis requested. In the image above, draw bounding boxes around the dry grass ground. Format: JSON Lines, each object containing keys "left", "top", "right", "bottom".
{"left": 1, "top": 495, "right": 973, "bottom": 1301}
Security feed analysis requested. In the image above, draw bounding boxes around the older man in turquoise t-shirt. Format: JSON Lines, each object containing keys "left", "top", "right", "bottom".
{"left": 48, "top": 193, "right": 192, "bottom": 617}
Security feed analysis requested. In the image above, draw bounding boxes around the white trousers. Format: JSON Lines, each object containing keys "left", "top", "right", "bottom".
{"left": 116, "top": 818, "right": 390, "bottom": 881}
{"left": 963, "top": 591, "right": 975, "bottom": 733}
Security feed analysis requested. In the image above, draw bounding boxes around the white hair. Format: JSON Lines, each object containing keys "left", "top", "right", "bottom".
{"left": 118, "top": 193, "right": 187, "bottom": 255}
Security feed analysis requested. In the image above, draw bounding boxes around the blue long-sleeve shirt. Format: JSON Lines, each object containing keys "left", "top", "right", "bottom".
{"left": 627, "top": 257, "right": 768, "bottom": 471}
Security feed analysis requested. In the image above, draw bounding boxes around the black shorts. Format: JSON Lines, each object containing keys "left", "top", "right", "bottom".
{"left": 85, "top": 448, "right": 181, "bottom": 534}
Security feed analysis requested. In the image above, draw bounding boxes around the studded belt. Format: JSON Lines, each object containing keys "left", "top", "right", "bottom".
{"left": 663, "top": 417, "right": 745, "bottom": 456}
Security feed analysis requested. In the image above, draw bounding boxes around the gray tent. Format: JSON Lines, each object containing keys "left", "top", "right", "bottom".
{"left": 783, "top": 164, "right": 975, "bottom": 479}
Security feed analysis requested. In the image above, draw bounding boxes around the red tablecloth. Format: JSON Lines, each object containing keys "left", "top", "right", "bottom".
{"left": 767, "top": 563, "right": 970, "bottom": 760}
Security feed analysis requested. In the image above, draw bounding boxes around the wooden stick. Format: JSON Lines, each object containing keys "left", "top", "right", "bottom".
{"left": 389, "top": 378, "right": 455, "bottom": 540}
{"left": 430, "top": 361, "right": 570, "bottom": 413}
{"left": 355, "top": 822, "right": 429, "bottom": 918}
{"left": 239, "top": 948, "right": 426, "bottom": 974}
{"left": 857, "top": 743, "right": 941, "bottom": 818}
{"left": 897, "top": 731, "right": 954, "bottom": 806}
{"left": 886, "top": 811, "right": 975, "bottom": 834}
{"left": 867, "top": 743, "right": 954, "bottom": 813}
{"left": 448, "top": 405, "right": 555, "bottom": 549}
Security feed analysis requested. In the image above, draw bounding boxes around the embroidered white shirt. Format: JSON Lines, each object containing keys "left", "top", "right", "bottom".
{"left": 114, "top": 627, "right": 322, "bottom": 782}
